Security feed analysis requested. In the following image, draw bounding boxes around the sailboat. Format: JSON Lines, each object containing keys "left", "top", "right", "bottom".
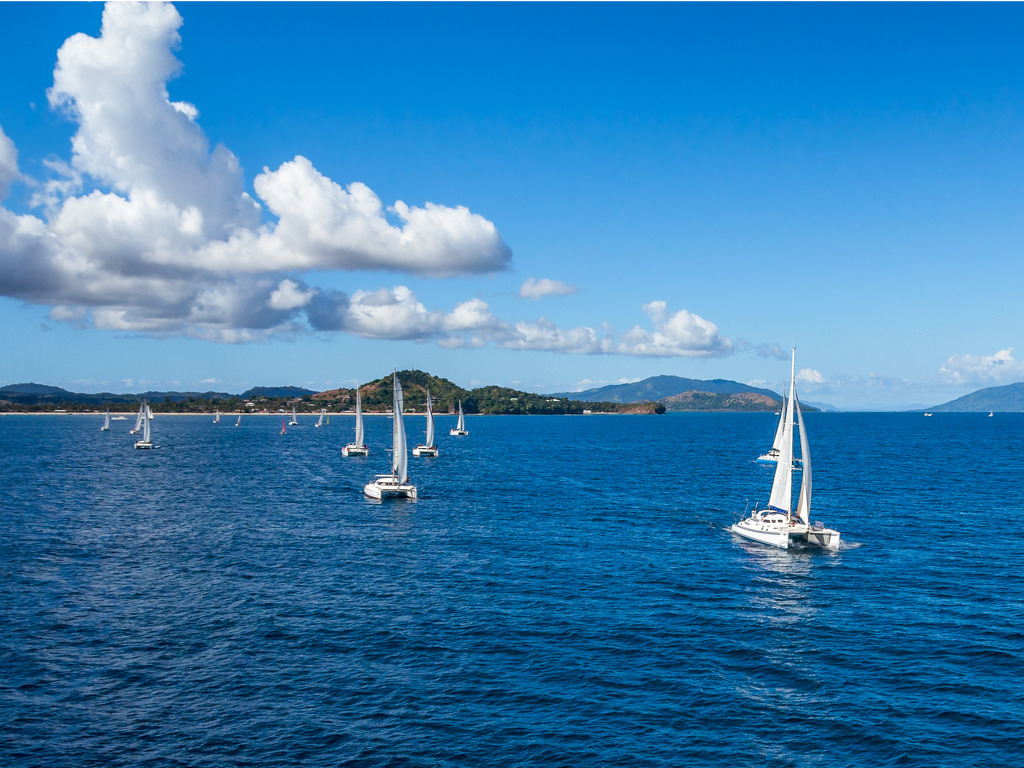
{"left": 315, "top": 408, "right": 326, "bottom": 428}
{"left": 288, "top": 406, "right": 298, "bottom": 426}
{"left": 989, "top": 411, "right": 994, "bottom": 417}
{"left": 343, "top": 388, "right": 368, "bottom": 456}
{"left": 731, "top": 350, "right": 840, "bottom": 550}
{"left": 130, "top": 401, "right": 145, "bottom": 434}
{"left": 134, "top": 402, "right": 154, "bottom": 449}
{"left": 363, "top": 373, "right": 417, "bottom": 499}
{"left": 101, "top": 410, "right": 110, "bottom": 431}
{"left": 213, "top": 409, "right": 221, "bottom": 424}
{"left": 280, "top": 419, "right": 286, "bottom": 435}
{"left": 146, "top": 402, "right": 154, "bottom": 421}
{"left": 413, "top": 388, "right": 439, "bottom": 457}
{"left": 757, "top": 395, "right": 801, "bottom": 468}
{"left": 235, "top": 413, "right": 241, "bottom": 427}
{"left": 449, "top": 400, "right": 469, "bottom": 436}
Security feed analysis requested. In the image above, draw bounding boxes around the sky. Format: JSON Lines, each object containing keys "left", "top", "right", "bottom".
{"left": 1, "top": 2, "right": 1023, "bottom": 410}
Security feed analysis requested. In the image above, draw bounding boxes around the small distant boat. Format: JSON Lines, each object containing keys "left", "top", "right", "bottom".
{"left": 732, "top": 350, "right": 840, "bottom": 550}
{"left": 315, "top": 408, "right": 326, "bottom": 428}
{"left": 450, "top": 400, "right": 469, "bottom": 436}
{"left": 110, "top": 415, "right": 128, "bottom": 420}
{"left": 134, "top": 402, "right": 154, "bottom": 449}
{"left": 988, "top": 411, "right": 994, "bottom": 417}
{"left": 924, "top": 413, "right": 933, "bottom": 417}
{"left": 364, "top": 373, "right": 417, "bottom": 500}
{"left": 213, "top": 409, "right": 221, "bottom": 424}
{"left": 413, "top": 388, "right": 439, "bottom": 457}
{"left": 235, "top": 414, "right": 241, "bottom": 427}
{"left": 343, "top": 388, "right": 368, "bottom": 456}
{"left": 130, "top": 401, "right": 145, "bottom": 434}
{"left": 280, "top": 419, "right": 286, "bottom": 435}
{"left": 101, "top": 410, "right": 110, "bottom": 431}
{"left": 757, "top": 395, "right": 801, "bottom": 468}
{"left": 288, "top": 406, "right": 298, "bottom": 426}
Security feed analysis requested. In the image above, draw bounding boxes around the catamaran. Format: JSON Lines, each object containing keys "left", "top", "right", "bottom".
{"left": 343, "top": 388, "right": 368, "bottom": 456}
{"left": 413, "top": 388, "right": 438, "bottom": 457}
{"left": 315, "top": 408, "right": 326, "bottom": 428}
{"left": 134, "top": 402, "right": 154, "bottom": 449}
{"left": 732, "top": 350, "right": 840, "bottom": 550}
{"left": 288, "top": 406, "right": 298, "bottom": 426}
{"left": 101, "top": 410, "right": 110, "bottom": 431}
{"left": 449, "top": 400, "right": 468, "bottom": 436}
{"left": 363, "top": 373, "right": 417, "bottom": 499}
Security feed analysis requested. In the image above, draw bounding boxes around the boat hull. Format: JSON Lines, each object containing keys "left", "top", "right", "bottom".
{"left": 363, "top": 478, "right": 417, "bottom": 500}
{"left": 134, "top": 440, "right": 154, "bottom": 449}
{"left": 732, "top": 515, "right": 841, "bottom": 551}
{"left": 412, "top": 445, "right": 438, "bottom": 457}
{"left": 342, "top": 444, "right": 368, "bottom": 457}
{"left": 731, "top": 520, "right": 792, "bottom": 549}
{"left": 449, "top": 429, "right": 468, "bottom": 436}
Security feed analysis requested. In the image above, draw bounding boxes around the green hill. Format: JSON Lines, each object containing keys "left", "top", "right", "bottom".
{"left": 551, "top": 375, "right": 781, "bottom": 403}
{"left": 929, "top": 382, "right": 1024, "bottom": 412}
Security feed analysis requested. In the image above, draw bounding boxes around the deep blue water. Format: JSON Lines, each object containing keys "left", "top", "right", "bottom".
{"left": 1, "top": 411, "right": 1022, "bottom": 767}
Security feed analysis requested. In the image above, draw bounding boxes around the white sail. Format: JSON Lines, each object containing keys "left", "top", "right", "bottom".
{"left": 354, "top": 389, "right": 364, "bottom": 446}
{"left": 393, "top": 374, "right": 408, "bottom": 483}
{"left": 102, "top": 410, "right": 110, "bottom": 430}
{"left": 767, "top": 351, "right": 796, "bottom": 513}
{"left": 141, "top": 408, "right": 151, "bottom": 443}
{"left": 145, "top": 402, "right": 153, "bottom": 420}
{"left": 289, "top": 405, "right": 298, "bottom": 425}
{"left": 315, "top": 408, "right": 325, "bottom": 428}
{"left": 795, "top": 393, "right": 812, "bottom": 526}
{"left": 235, "top": 414, "right": 241, "bottom": 427}
{"left": 214, "top": 409, "right": 220, "bottom": 423}
{"left": 771, "top": 396, "right": 787, "bottom": 452}
{"left": 132, "top": 402, "right": 145, "bottom": 433}
{"left": 457, "top": 401, "right": 465, "bottom": 431}
{"left": 425, "top": 389, "right": 435, "bottom": 446}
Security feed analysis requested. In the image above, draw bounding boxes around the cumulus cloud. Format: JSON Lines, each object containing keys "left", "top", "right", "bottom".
{"left": 796, "top": 368, "right": 826, "bottom": 385}
{"left": 519, "top": 277, "right": 577, "bottom": 300}
{"left": 0, "top": 1, "right": 510, "bottom": 342}
{"left": 604, "top": 301, "right": 733, "bottom": 357}
{"left": 938, "top": 348, "right": 1024, "bottom": 386}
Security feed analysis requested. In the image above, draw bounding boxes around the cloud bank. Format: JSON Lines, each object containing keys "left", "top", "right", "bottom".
{"left": 0, "top": 1, "right": 736, "bottom": 361}
{"left": 938, "top": 348, "right": 1024, "bottom": 387}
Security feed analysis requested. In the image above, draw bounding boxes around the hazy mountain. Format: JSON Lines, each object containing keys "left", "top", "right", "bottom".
{"left": 928, "top": 382, "right": 1024, "bottom": 412}
{"left": 551, "top": 375, "right": 781, "bottom": 404}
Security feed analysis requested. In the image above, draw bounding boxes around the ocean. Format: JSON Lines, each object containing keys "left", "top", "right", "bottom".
{"left": 1, "top": 411, "right": 1021, "bottom": 767}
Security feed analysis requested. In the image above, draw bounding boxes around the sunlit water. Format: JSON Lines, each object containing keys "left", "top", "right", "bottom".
{"left": 2, "top": 412, "right": 1021, "bottom": 766}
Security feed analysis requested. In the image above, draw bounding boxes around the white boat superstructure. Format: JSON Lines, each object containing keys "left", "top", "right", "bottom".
{"left": 450, "top": 400, "right": 468, "bottom": 436}
{"left": 363, "top": 374, "right": 417, "bottom": 499}
{"left": 101, "top": 410, "right": 110, "bottom": 431}
{"left": 732, "top": 350, "right": 840, "bottom": 551}
{"left": 343, "top": 388, "right": 368, "bottom": 456}
{"left": 413, "top": 388, "right": 438, "bottom": 457}
{"left": 288, "top": 406, "right": 298, "bottom": 426}
{"left": 315, "top": 408, "right": 325, "bottom": 428}
{"left": 134, "top": 402, "right": 154, "bottom": 449}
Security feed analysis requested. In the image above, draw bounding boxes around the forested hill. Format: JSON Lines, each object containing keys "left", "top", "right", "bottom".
{"left": 928, "top": 382, "right": 1024, "bottom": 412}
{"left": 551, "top": 375, "right": 781, "bottom": 404}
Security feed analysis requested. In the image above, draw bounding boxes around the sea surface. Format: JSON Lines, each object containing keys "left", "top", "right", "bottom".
{"left": 1, "top": 411, "right": 1021, "bottom": 767}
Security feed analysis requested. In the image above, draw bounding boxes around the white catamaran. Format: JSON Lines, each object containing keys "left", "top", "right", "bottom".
{"left": 343, "top": 388, "right": 368, "bottom": 456}
{"left": 134, "top": 401, "right": 154, "bottom": 449}
{"left": 449, "top": 400, "right": 468, "bottom": 436}
{"left": 363, "top": 373, "right": 417, "bottom": 500}
{"left": 732, "top": 350, "right": 840, "bottom": 550}
{"left": 413, "top": 388, "right": 438, "bottom": 457}
{"left": 213, "top": 409, "right": 221, "bottom": 424}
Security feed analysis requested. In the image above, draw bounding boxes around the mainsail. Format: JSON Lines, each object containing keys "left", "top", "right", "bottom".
{"left": 354, "top": 389, "right": 364, "bottom": 446}
{"left": 767, "top": 352, "right": 796, "bottom": 514}
{"left": 392, "top": 374, "right": 408, "bottom": 483}
{"left": 425, "top": 389, "right": 435, "bottom": 446}
{"left": 795, "top": 394, "right": 812, "bottom": 525}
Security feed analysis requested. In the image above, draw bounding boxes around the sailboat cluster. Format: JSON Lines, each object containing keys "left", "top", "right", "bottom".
{"left": 731, "top": 350, "right": 841, "bottom": 550}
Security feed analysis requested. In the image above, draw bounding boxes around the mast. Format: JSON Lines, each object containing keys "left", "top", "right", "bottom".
{"left": 392, "top": 373, "right": 408, "bottom": 483}
{"left": 767, "top": 350, "right": 796, "bottom": 514}
{"left": 795, "top": 393, "right": 812, "bottom": 526}
{"left": 354, "top": 389, "right": 364, "bottom": 446}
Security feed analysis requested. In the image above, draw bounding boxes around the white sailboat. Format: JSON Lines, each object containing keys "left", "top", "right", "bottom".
{"left": 363, "top": 373, "right": 417, "bottom": 499}
{"left": 315, "top": 408, "right": 326, "bottom": 428}
{"left": 732, "top": 350, "right": 840, "bottom": 550}
{"left": 413, "top": 388, "right": 438, "bottom": 457}
{"left": 343, "top": 388, "right": 368, "bottom": 456}
{"left": 757, "top": 395, "right": 802, "bottom": 468}
{"left": 134, "top": 402, "right": 154, "bottom": 449}
{"left": 130, "top": 401, "right": 145, "bottom": 434}
{"left": 146, "top": 402, "right": 154, "bottom": 421}
{"left": 235, "top": 413, "right": 241, "bottom": 427}
{"left": 449, "top": 400, "right": 469, "bottom": 436}
{"left": 288, "top": 405, "right": 298, "bottom": 426}
{"left": 213, "top": 409, "right": 221, "bottom": 424}
{"left": 101, "top": 410, "right": 110, "bottom": 431}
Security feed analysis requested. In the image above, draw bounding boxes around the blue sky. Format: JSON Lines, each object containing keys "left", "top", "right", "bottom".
{"left": 1, "top": 2, "right": 1022, "bottom": 409}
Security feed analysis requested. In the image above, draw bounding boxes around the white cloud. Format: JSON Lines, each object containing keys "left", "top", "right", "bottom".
{"left": 604, "top": 301, "right": 733, "bottom": 357}
{"left": 938, "top": 348, "right": 1024, "bottom": 386}
{"left": 797, "top": 368, "right": 826, "bottom": 385}
{"left": 519, "top": 277, "right": 577, "bottom": 300}
{"left": 0, "top": 1, "right": 510, "bottom": 340}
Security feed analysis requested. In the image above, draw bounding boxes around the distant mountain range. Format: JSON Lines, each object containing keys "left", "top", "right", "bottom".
{"left": 551, "top": 375, "right": 781, "bottom": 404}
{"left": 928, "top": 381, "right": 1024, "bottom": 412}
{"left": 0, "top": 382, "right": 315, "bottom": 407}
